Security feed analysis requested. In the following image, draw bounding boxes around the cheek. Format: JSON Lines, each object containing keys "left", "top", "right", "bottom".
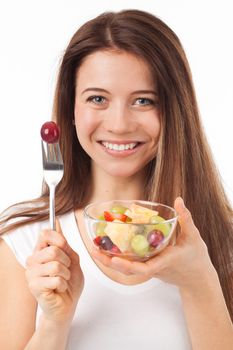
{"left": 143, "top": 114, "right": 161, "bottom": 143}
{"left": 153, "top": 120, "right": 161, "bottom": 141}
{"left": 74, "top": 104, "right": 99, "bottom": 140}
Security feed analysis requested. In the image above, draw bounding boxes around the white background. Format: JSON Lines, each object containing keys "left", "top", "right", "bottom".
{"left": 0, "top": 0, "right": 232, "bottom": 212}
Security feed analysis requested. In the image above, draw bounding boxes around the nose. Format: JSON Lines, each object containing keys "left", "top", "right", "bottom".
{"left": 104, "top": 102, "right": 137, "bottom": 134}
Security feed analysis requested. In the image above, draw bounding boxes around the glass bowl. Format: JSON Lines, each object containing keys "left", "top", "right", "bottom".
{"left": 83, "top": 200, "right": 178, "bottom": 262}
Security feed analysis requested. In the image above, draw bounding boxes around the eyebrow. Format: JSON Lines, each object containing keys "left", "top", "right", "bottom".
{"left": 81, "top": 87, "right": 158, "bottom": 95}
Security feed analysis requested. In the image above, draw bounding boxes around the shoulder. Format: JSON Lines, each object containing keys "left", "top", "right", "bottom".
{"left": 1, "top": 219, "right": 49, "bottom": 267}
{"left": 0, "top": 210, "right": 74, "bottom": 267}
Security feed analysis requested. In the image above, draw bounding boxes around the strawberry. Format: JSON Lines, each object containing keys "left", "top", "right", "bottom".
{"left": 114, "top": 213, "right": 128, "bottom": 222}
{"left": 104, "top": 211, "right": 114, "bottom": 221}
{"left": 104, "top": 211, "right": 128, "bottom": 222}
{"left": 93, "top": 236, "right": 102, "bottom": 246}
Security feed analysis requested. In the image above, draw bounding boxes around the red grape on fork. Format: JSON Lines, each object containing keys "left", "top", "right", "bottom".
{"left": 41, "top": 121, "right": 64, "bottom": 229}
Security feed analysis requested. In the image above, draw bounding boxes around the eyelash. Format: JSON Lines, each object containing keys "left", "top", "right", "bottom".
{"left": 134, "top": 98, "right": 155, "bottom": 106}
{"left": 86, "top": 95, "right": 106, "bottom": 104}
{"left": 86, "top": 95, "right": 156, "bottom": 106}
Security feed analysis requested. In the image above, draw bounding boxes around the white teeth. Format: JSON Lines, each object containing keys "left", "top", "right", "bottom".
{"left": 129, "top": 143, "right": 136, "bottom": 149}
{"left": 101, "top": 142, "right": 138, "bottom": 151}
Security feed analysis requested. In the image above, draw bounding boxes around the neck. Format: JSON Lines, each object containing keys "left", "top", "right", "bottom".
{"left": 89, "top": 166, "right": 146, "bottom": 203}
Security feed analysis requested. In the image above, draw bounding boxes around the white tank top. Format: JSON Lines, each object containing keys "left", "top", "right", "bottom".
{"left": 2, "top": 211, "right": 192, "bottom": 349}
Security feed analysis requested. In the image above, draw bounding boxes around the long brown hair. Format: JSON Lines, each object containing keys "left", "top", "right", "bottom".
{"left": 1, "top": 9, "right": 232, "bottom": 318}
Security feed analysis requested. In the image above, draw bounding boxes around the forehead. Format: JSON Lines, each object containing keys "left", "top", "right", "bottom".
{"left": 75, "top": 50, "right": 157, "bottom": 91}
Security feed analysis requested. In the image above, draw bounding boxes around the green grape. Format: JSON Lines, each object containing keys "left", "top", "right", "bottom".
{"left": 110, "top": 206, "right": 127, "bottom": 214}
{"left": 96, "top": 222, "right": 107, "bottom": 236}
{"left": 131, "top": 234, "right": 149, "bottom": 257}
{"left": 149, "top": 215, "right": 171, "bottom": 237}
{"left": 150, "top": 215, "right": 165, "bottom": 224}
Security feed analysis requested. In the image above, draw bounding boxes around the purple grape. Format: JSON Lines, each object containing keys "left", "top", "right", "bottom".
{"left": 100, "top": 236, "right": 114, "bottom": 251}
{"left": 147, "top": 230, "right": 164, "bottom": 247}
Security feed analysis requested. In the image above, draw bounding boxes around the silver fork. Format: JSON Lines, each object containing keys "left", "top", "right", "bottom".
{"left": 41, "top": 140, "right": 64, "bottom": 230}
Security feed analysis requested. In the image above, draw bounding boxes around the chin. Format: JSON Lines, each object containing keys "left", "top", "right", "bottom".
{"left": 102, "top": 163, "right": 145, "bottom": 178}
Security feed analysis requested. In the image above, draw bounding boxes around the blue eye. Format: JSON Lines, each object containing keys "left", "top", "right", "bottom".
{"left": 134, "top": 98, "right": 155, "bottom": 106}
{"left": 87, "top": 95, "right": 106, "bottom": 104}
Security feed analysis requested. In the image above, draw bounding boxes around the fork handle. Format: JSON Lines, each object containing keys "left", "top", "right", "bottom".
{"left": 49, "top": 185, "right": 56, "bottom": 230}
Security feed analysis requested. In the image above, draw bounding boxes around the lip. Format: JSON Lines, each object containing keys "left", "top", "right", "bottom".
{"left": 97, "top": 141, "right": 144, "bottom": 157}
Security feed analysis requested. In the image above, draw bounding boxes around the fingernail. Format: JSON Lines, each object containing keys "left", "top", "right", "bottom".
{"left": 179, "top": 197, "right": 185, "bottom": 209}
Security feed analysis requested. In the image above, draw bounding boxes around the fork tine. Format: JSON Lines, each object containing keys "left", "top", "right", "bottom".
{"left": 41, "top": 141, "right": 64, "bottom": 167}
{"left": 48, "top": 143, "right": 54, "bottom": 162}
{"left": 41, "top": 140, "right": 47, "bottom": 167}
{"left": 56, "top": 143, "right": 63, "bottom": 164}
{"left": 51, "top": 143, "right": 56, "bottom": 162}
{"left": 41, "top": 139, "right": 64, "bottom": 229}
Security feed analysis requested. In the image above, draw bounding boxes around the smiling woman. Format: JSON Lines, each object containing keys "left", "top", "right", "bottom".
{"left": 0, "top": 9, "right": 232, "bottom": 350}
{"left": 74, "top": 50, "right": 160, "bottom": 179}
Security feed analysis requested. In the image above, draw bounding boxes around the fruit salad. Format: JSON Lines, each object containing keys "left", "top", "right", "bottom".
{"left": 93, "top": 203, "right": 172, "bottom": 259}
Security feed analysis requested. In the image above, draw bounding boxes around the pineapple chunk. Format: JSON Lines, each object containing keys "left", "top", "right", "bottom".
{"left": 104, "top": 221, "right": 138, "bottom": 252}
{"left": 125, "top": 203, "right": 158, "bottom": 224}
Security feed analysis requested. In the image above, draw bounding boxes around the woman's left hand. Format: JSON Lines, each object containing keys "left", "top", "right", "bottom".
{"left": 91, "top": 197, "right": 216, "bottom": 290}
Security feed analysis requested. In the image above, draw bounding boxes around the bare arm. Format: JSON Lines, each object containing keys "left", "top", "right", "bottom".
{"left": 0, "top": 240, "right": 70, "bottom": 350}
{"left": 0, "top": 222, "right": 84, "bottom": 350}
{"left": 180, "top": 267, "right": 233, "bottom": 350}
{"left": 24, "top": 317, "right": 71, "bottom": 350}
{"left": 0, "top": 239, "right": 36, "bottom": 349}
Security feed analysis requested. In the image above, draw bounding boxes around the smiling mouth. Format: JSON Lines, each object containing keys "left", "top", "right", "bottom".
{"left": 100, "top": 141, "right": 142, "bottom": 151}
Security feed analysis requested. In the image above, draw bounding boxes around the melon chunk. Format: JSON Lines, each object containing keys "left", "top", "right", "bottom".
{"left": 125, "top": 203, "right": 158, "bottom": 224}
{"left": 104, "top": 221, "right": 138, "bottom": 252}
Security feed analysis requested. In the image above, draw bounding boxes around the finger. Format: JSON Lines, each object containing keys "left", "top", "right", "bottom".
{"left": 111, "top": 257, "right": 147, "bottom": 276}
{"left": 110, "top": 253, "right": 168, "bottom": 277}
{"left": 26, "top": 245, "right": 71, "bottom": 267}
{"left": 28, "top": 276, "right": 68, "bottom": 296}
{"left": 92, "top": 249, "right": 134, "bottom": 276}
{"left": 34, "top": 228, "right": 68, "bottom": 252}
{"left": 25, "top": 261, "right": 71, "bottom": 281}
{"left": 56, "top": 218, "right": 80, "bottom": 263}
{"left": 92, "top": 247, "right": 165, "bottom": 277}
{"left": 174, "top": 197, "right": 199, "bottom": 238}
{"left": 55, "top": 218, "right": 64, "bottom": 237}
{"left": 91, "top": 247, "right": 113, "bottom": 265}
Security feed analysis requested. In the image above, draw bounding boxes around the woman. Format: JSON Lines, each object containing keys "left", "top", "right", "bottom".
{"left": 0, "top": 9, "right": 232, "bottom": 350}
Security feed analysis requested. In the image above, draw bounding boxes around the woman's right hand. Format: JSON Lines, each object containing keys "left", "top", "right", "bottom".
{"left": 25, "top": 220, "right": 84, "bottom": 324}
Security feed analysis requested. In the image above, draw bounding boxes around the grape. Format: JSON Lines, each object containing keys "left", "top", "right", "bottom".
{"left": 149, "top": 215, "right": 171, "bottom": 237}
{"left": 110, "top": 206, "right": 127, "bottom": 214}
{"left": 95, "top": 236, "right": 121, "bottom": 253}
{"left": 40, "top": 121, "right": 60, "bottom": 143}
{"left": 150, "top": 215, "right": 164, "bottom": 224}
{"left": 131, "top": 234, "right": 149, "bottom": 256}
{"left": 147, "top": 230, "right": 164, "bottom": 247}
{"left": 96, "top": 222, "right": 107, "bottom": 236}
{"left": 100, "top": 236, "right": 114, "bottom": 250}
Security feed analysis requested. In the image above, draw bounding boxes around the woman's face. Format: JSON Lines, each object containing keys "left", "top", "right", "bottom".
{"left": 74, "top": 50, "right": 160, "bottom": 178}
